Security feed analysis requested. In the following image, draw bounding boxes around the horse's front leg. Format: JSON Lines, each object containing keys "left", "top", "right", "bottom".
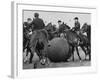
{"left": 89, "top": 52, "right": 91, "bottom": 61}
{"left": 76, "top": 46, "right": 81, "bottom": 61}
{"left": 87, "top": 46, "right": 91, "bottom": 61}
{"left": 29, "top": 50, "right": 34, "bottom": 64}
{"left": 71, "top": 46, "right": 75, "bottom": 61}
{"left": 29, "top": 47, "right": 34, "bottom": 64}
{"left": 40, "top": 50, "right": 47, "bottom": 65}
{"left": 23, "top": 49, "right": 27, "bottom": 63}
{"left": 44, "top": 45, "right": 50, "bottom": 66}
{"left": 80, "top": 45, "right": 87, "bottom": 60}
{"left": 41, "top": 45, "right": 50, "bottom": 66}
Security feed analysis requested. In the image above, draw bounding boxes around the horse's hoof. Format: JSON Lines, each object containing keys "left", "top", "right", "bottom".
{"left": 79, "top": 60, "right": 82, "bottom": 62}
{"left": 40, "top": 59, "right": 46, "bottom": 65}
{"left": 33, "top": 63, "right": 37, "bottom": 69}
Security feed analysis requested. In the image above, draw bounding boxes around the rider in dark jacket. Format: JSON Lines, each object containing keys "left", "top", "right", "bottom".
{"left": 58, "top": 20, "right": 70, "bottom": 34}
{"left": 32, "top": 13, "right": 45, "bottom": 31}
{"left": 58, "top": 20, "right": 66, "bottom": 33}
{"left": 72, "top": 17, "right": 80, "bottom": 32}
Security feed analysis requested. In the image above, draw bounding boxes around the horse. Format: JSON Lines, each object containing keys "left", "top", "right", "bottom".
{"left": 29, "top": 29, "right": 49, "bottom": 68}
{"left": 58, "top": 23, "right": 71, "bottom": 38}
{"left": 63, "top": 22, "right": 91, "bottom": 61}
{"left": 78, "top": 32, "right": 90, "bottom": 60}
{"left": 53, "top": 22, "right": 81, "bottom": 61}
{"left": 23, "top": 22, "right": 28, "bottom": 52}
{"left": 45, "top": 23, "right": 58, "bottom": 40}
{"left": 63, "top": 29, "right": 81, "bottom": 61}
{"left": 45, "top": 22, "right": 70, "bottom": 41}
{"left": 80, "top": 23, "right": 91, "bottom": 60}
{"left": 81, "top": 23, "right": 91, "bottom": 44}
{"left": 23, "top": 22, "right": 34, "bottom": 63}
{"left": 58, "top": 23, "right": 70, "bottom": 33}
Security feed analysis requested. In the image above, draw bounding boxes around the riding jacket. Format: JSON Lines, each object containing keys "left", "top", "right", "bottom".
{"left": 32, "top": 18, "right": 45, "bottom": 30}
{"left": 73, "top": 21, "right": 80, "bottom": 31}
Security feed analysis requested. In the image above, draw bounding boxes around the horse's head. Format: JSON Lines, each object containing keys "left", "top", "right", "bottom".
{"left": 45, "top": 23, "right": 55, "bottom": 32}
{"left": 81, "top": 23, "right": 88, "bottom": 33}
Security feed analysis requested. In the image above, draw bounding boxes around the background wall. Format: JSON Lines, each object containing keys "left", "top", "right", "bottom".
{"left": 24, "top": 10, "right": 91, "bottom": 28}
{"left": 0, "top": 0, "right": 100, "bottom": 80}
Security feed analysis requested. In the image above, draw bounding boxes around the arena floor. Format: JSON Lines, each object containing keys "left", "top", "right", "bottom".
{"left": 23, "top": 47, "right": 91, "bottom": 69}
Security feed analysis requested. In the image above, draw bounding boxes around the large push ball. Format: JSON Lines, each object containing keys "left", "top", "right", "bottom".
{"left": 47, "top": 38, "right": 71, "bottom": 62}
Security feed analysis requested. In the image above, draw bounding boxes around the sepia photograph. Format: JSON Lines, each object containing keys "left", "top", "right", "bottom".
{"left": 23, "top": 10, "right": 91, "bottom": 69}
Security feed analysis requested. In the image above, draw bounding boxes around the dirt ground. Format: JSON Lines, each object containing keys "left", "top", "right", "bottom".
{"left": 23, "top": 60, "right": 90, "bottom": 69}
{"left": 23, "top": 47, "right": 91, "bottom": 69}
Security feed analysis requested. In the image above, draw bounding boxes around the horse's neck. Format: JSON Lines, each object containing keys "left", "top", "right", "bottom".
{"left": 85, "top": 25, "right": 90, "bottom": 36}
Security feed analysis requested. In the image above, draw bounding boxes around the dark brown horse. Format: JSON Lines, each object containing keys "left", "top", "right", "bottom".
{"left": 81, "top": 23, "right": 91, "bottom": 44}
{"left": 80, "top": 23, "right": 91, "bottom": 60}
{"left": 78, "top": 33, "right": 90, "bottom": 60}
{"left": 23, "top": 22, "right": 32, "bottom": 59}
{"left": 45, "top": 23, "right": 58, "bottom": 40}
{"left": 63, "top": 29, "right": 81, "bottom": 61}
{"left": 63, "top": 22, "right": 91, "bottom": 61}
{"left": 29, "top": 29, "right": 49, "bottom": 68}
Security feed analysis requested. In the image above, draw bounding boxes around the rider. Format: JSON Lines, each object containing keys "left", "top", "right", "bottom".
{"left": 27, "top": 18, "right": 33, "bottom": 32}
{"left": 58, "top": 20, "right": 64, "bottom": 33}
{"left": 58, "top": 20, "right": 65, "bottom": 38}
{"left": 23, "top": 18, "right": 33, "bottom": 37}
{"left": 72, "top": 17, "right": 80, "bottom": 34}
{"left": 32, "top": 13, "right": 45, "bottom": 31}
